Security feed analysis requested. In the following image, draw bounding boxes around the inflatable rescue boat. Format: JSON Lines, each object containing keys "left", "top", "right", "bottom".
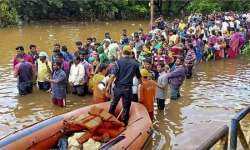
{"left": 0, "top": 102, "right": 152, "bottom": 150}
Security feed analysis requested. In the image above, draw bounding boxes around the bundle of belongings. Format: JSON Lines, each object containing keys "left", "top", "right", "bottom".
{"left": 59, "top": 106, "right": 125, "bottom": 150}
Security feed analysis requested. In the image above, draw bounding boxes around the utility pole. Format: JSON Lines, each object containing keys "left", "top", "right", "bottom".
{"left": 150, "top": 0, "right": 154, "bottom": 30}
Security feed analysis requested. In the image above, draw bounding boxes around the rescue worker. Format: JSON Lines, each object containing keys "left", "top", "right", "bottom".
{"left": 106, "top": 46, "right": 142, "bottom": 126}
{"left": 138, "top": 69, "right": 156, "bottom": 120}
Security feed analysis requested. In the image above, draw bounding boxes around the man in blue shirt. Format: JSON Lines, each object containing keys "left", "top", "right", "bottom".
{"left": 106, "top": 46, "right": 142, "bottom": 125}
{"left": 47, "top": 61, "right": 67, "bottom": 107}
{"left": 14, "top": 54, "right": 34, "bottom": 95}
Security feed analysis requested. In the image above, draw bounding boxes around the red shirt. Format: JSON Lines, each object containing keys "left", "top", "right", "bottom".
{"left": 13, "top": 54, "right": 33, "bottom": 68}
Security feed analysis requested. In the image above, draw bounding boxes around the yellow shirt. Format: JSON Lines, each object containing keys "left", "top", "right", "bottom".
{"left": 178, "top": 22, "right": 186, "bottom": 31}
{"left": 37, "top": 60, "right": 52, "bottom": 82}
{"left": 92, "top": 73, "right": 105, "bottom": 102}
{"left": 169, "top": 35, "right": 178, "bottom": 45}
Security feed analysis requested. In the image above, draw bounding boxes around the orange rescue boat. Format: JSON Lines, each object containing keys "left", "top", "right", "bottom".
{"left": 0, "top": 102, "right": 152, "bottom": 150}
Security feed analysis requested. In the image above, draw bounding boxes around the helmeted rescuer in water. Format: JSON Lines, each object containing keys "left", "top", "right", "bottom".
{"left": 106, "top": 45, "right": 142, "bottom": 126}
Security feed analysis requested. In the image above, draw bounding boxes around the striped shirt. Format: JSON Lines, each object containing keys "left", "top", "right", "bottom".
{"left": 185, "top": 50, "right": 196, "bottom": 65}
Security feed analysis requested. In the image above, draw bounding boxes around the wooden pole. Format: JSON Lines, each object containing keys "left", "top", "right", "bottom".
{"left": 150, "top": 0, "right": 154, "bottom": 30}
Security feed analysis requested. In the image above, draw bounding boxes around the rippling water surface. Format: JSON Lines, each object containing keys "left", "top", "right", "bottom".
{"left": 0, "top": 21, "right": 249, "bottom": 149}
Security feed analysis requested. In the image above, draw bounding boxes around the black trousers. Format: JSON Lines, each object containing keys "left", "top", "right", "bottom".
{"left": 186, "top": 65, "right": 193, "bottom": 79}
{"left": 132, "top": 94, "right": 138, "bottom": 102}
{"left": 109, "top": 86, "right": 132, "bottom": 125}
{"left": 157, "top": 98, "right": 165, "bottom": 110}
{"left": 72, "top": 85, "right": 85, "bottom": 96}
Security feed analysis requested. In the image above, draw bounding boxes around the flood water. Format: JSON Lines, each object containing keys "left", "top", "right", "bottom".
{"left": 0, "top": 20, "right": 250, "bottom": 149}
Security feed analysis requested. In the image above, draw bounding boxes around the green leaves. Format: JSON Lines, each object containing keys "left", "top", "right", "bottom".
{"left": 1, "top": 0, "right": 250, "bottom": 27}
{"left": 187, "top": 0, "right": 221, "bottom": 14}
{"left": 187, "top": 0, "right": 250, "bottom": 14}
{"left": 0, "top": 0, "right": 18, "bottom": 27}
{"left": 48, "top": 0, "right": 63, "bottom": 8}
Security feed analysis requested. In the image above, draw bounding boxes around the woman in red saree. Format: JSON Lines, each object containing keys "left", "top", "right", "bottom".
{"left": 228, "top": 32, "right": 240, "bottom": 58}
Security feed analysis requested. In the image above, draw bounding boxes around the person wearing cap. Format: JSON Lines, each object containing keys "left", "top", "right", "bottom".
{"left": 138, "top": 68, "right": 156, "bottom": 120}
{"left": 14, "top": 54, "right": 34, "bottom": 95}
{"left": 13, "top": 46, "right": 33, "bottom": 68}
{"left": 37, "top": 51, "right": 52, "bottom": 91}
{"left": 107, "top": 46, "right": 142, "bottom": 126}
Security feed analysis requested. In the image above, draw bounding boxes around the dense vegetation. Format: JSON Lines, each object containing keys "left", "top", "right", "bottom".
{"left": 1, "top": 0, "right": 250, "bottom": 27}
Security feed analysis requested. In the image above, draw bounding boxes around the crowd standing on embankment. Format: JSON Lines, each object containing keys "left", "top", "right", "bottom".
{"left": 13, "top": 12, "right": 250, "bottom": 124}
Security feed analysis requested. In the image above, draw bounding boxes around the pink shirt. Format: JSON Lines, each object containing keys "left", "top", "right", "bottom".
{"left": 13, "top": 54, "right": 33, "bottom": 68}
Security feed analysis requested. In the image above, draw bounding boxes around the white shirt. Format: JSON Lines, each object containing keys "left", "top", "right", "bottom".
{"left": 235, "top": 20, "right": 240, "bottom": 29}
{"left": 98, "top": 76, "right": 110, "bottom": 91}
{"left": 222, "top": 21, "right": 229, "bottom": 32}
{"left": 229, "top": 21, "right": 235, "bottom": 28}
{"left": 68, "top": 63, "right": 85, "bottom": 86}
{"left": 132, "top": 77, "right": 139, "bottom": 94}
{"left": 104, "top": 43, "right": 119, "bottom": 60}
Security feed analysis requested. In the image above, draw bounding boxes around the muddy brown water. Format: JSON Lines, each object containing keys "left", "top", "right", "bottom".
{"left": 0, "top": 20, "right": 250, "bottom": 149}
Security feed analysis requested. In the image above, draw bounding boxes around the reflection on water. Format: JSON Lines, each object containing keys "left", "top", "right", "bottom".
{"left": 0, "top": 21, "right": 250, "bottom": 149}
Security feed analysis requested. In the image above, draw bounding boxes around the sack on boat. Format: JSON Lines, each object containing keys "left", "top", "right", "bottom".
{"left": 63, "top": 114, "right": 96, "bottom": 133}
{"left": 63, "top": 106, "right": 126, "bottom": 147}
{"left": 82, "top": 138, "right": 101, "bottom": 150}
{"left": 77, "top": 131, "right": 93, "bottom": 144}
{"left": 83, "top": 116, "right": 102, "bottom": 132}
{"left": 99, "top": 109, "right": 112, "bottom": 121}
{"left": 95, "top": 126, "right": 125, "bottom": 139}
{"left": 68, "top": 132, "right": 85, "bottom": 150}
{"left": 88, "top": 106, "right": 103, "bottom": 116}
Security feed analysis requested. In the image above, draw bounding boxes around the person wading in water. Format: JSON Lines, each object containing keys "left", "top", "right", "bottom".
{"left": 14, "top": 54, "right": 34, "bottom": 95}
{"left": 106, "top": 46, "right": 142, "bottom": 126}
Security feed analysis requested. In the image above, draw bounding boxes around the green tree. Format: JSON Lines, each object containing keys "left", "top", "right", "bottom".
{"left": 0, "top": 0, "right": 18, "bottom": 27}
{"left": 187, "top": 0, "right": 221, "bottom": 14}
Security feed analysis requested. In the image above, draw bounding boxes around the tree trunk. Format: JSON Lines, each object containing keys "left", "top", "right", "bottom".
{"left": 150, "top": 0, "right": 154, "bottom": 30}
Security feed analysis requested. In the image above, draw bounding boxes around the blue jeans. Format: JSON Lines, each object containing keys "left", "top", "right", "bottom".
{"left": 18, "top": 81, "right": 33, "bottom": 95}
{"left": 170, "top": 85, "right": 180, "bottom": 100}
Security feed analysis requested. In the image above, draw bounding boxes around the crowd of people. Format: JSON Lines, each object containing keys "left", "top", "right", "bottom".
{"left": 13, "top": 12, "right": 250, "bottom": 125}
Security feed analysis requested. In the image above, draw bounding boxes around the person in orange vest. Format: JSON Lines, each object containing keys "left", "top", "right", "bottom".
{"left": 138, "top": 69, "right": 156, "bottom": 120}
